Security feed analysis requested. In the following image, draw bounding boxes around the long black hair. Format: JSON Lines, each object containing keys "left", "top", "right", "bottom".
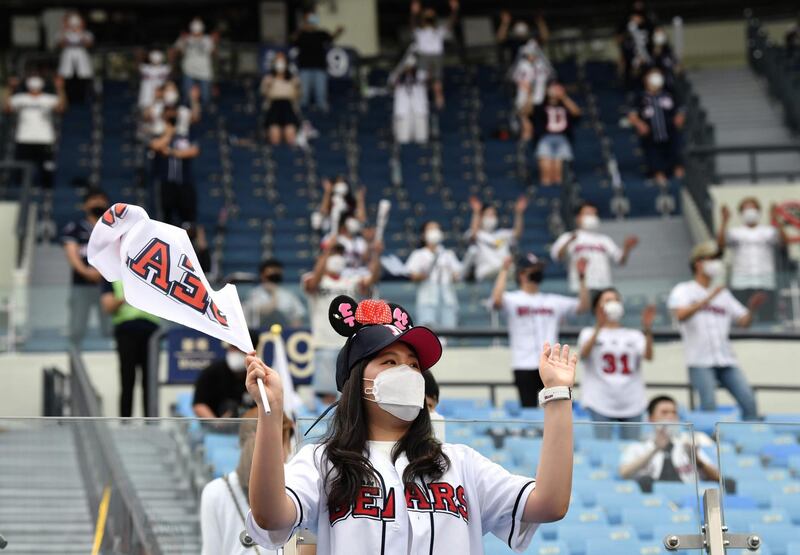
{"left": 318, "top": 357, "right": 450, "bottom": 513}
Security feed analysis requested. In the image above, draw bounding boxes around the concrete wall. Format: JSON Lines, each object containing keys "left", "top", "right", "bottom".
{"left": 318, "top": 0, "right": 379, "bottom": 57}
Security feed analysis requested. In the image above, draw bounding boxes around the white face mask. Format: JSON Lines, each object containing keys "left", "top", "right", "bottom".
{"left": 274, "top": 60, "right": 287, "bottom": 72}
{"left": 364, "top": 365, "right": 425, "bottom": 422}
{"left": 163, "top": 89, "right": 179, "bottom": 106}
{"left": 580, "top": 214, "right": 600, "bottom": 231}
{"left": 653, "top": 31, "right": 667, "bottom": 45}
{"left": 425, "top": 228, "right": 443, "bottom": 246}
{"left": 190, "top": 20, "right": 205, "bottom": 34}
{"left": 26, "top": 77, "right": 44, "bottom": 92}
{"left": 741, "top": 207, "right": 760, "bottom": 225}
{"left": 326, "top": 254, "right": 346, "bottom": 275}
{"left": 68, "top": 15, "right": 81, "bottom": 28}
{"left": 603, "top": 300, "right": 625, "bottom": 322}
{"left": 149, "top": 51, "right": 164, "bottom": 65}
{"left": 481, "top": 216, "right": 498, "bottom": 232}
{"left": 647, "top": 72, "right": 665, "bottom": 90}
{"left": 333, "top": 182, "right": 349, "bottom": 196}
{"left": 345, "top": 218, "right": 361, "bottom": 235}
{"left": 226, "top": 351, "right": 246, "bottom": 372}
{"left": 702, "top": 259, "right": 725, "bottom": 280}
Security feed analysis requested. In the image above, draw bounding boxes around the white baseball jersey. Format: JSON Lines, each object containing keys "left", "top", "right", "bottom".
{"left": 471, "top": 228, "right": 516, "bottom": 281}
{"left": 9, "top": 93, "right": 59, "bottom": 144}
{"left": 620, "top": 431, "right": 715, "bottom": 483}
{"left": 501, "top": 290, "right": 579, "bottom": 369}
{"left": 246, "top": 442, "right": 537, "bottom": 555}
{"left": 667, "top": 280, "right": 748, "bottom": 367}
{"left": 577, "top": 327, "right": 648, "bottom": 418}
{"left": 550, "top": 230, "right": 623, "bottom": 292}
{"left": 726, "top": 225, "right": 779, "bottom": 290}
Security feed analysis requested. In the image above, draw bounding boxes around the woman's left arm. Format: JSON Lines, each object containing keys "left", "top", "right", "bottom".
{"left": 522, "top": 342, "right": 575, "bottom": 523}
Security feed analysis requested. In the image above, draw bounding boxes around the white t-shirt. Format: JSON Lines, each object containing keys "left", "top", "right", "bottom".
{"left": 501, "top": 290, "right": 579, "bottom": 369}
{"left": 304, "top": 273, "right": 366, "bottom": 348}
{"left": 9, "top": 93, "right": 59, "bottom": 145}
{"left": 550, "top": 230, "right": 623, "bottom": 292}
{"left": 513, "top": 57, "right": 549, "bottom": 109}
{"left": 406, "top": 246, "right": 463, "bottom": 307}
{"left": 620, "top": 431, "right": 715, "bottom": 483}
{"left": 138, "top": 63, "right": 171, "bottom": 108}
{"left": 201, "top": 472, "right": 281, "bottom": 555}
{"left": 394, "top": 71, "right": 429, "bottom": 117}
{"left": 176, "top": 34, "right": 215, "bottom": 80}
{"left": 726, "top": 225, "right": 779, "bottom": 290}
{"left": 414, "top": 26, "right": 448, "bottom": 55}
{"left": 245, "top": 442, "right": 538, "bottom": 555}
{"left": 667, "top": 280, "right": 748, "bottom": 367}
{"left": 472, "top": 228, "right": 515, "bottom": 282}
{"left": 577, "top": 327, "right": 648, "bottom": 418}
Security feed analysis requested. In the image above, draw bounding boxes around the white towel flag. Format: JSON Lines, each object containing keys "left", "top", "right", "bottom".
{"left": 87, "top": 204, "right": 270, "bottom": 412}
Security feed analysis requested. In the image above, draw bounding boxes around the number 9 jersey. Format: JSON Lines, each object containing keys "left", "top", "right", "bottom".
{"left": 577, "top": 327, "right": 648, "bottom": 418}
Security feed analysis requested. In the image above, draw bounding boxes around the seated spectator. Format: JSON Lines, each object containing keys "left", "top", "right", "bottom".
{"left": 138, "top": 50, "right": 171, "bottom": 110}
{"left": 101, "top": 280, "right": 160, "bottom": 417}
{"left": 244, "top": 259, "right": 306, "bottom": 329}
{"left": 149, "top": 112, "right": 200, "bottom": 226}
{"left": 409, "top": 0, "right": 460, "bottom": 110}
{"left": 513, "top": 43, "right": 551, "bottom": 142}
{"left": 464, "top": 195, "right": 527, "bottom": 282}
{"left": 496, "top": 9, "right": 549, "bottom": 67}
{"left": 391, "top": 55, "right": 429, "bottom": 145}
{"left": 303, "top": 241, "right": 382, "bottom": 404}
{"left": 200, "top": 414, "right": 295, "bottom": 554}
{"left": 406, "top": 221, "right": 463, "bottom": 329}
{"left": 628, "top": 68, "right": 685, "bottom": 186}
{"left": 578, "top": 289, "right": 655, "bottom": 439}
{"left": 4, "top": 74, "right": 66, "bottom": 189}
{"left": 193, "top": 339, "right": 258, "bottom": 418}
{"left": 619, "top": 395, "right": 721, "bottom": 493}
{"left": 292, "top": 9, "right": 344, "bottom": 113}
{"left": 551, "top": 202, "right": 639, "bottom": 294}
{"left": 315, "top": 177, "right": 367, "bottom": 235}
{"left": 533, "top": 81, "right": 581, "bottom": 187}
{"left": 646, "top": 26, "right": 681, "bottom": 90}
{"left": 321, "top": 211, "right": 370, "bottom": 274}
{"left": 260, "top": 52, "right": 301, "bottom": 146}
{"left": 57, "top": 12, "right": 94, "bottom": 104}
{"left": 717, "top": 199, "right": 791, "bottom": 321}
{"left": 616, "top": 1, "right": 655, "bottom": 90}
{"left": 173, "top": 17, "right": 217, "bottom": 105}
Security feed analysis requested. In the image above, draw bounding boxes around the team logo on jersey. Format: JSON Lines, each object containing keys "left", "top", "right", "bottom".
{"left": 101, "top": 203, "right": 129, "bottom": 227}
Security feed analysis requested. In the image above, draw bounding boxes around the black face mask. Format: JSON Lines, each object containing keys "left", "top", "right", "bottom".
{"left": 262, "top": 274, "right": 283, "bottom": 284}
{"left": 88, "top": 206, "right": 108, "bottom": 218}
{"left": 527, "top": 271, "right": 544, "bottom": 283}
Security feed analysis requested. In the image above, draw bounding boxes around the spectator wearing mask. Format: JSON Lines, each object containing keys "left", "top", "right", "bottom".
{"left": 193, "top": 339, "right": 259, "bottom": 418}
{"left": 200, "top": 415, "right": 296, "bottom": 555}
{"left": 465, "top": 195, "right": 527, "bottom": 282}
{"left": 390, "top": 55, "right": 429, "bottom": 145}
{"left": 261, "top": 52, "right": 301, "bottom": 146}
{"left": 647, "top": 26, "right": 681, "bottom": 90}
{"left": 316, "top": 177, "right": 367, "bottom": 235}
{"left": 303, "top": 241, "right": 383, "bottom": 404}
{"left": 492, "top": 254, "right": 589, "bottom": 407}
{"left": 619, "top": 395, "right": 720, "bottom": 492}
{"left": 138, "top": 50, "right": 171, "bottom": 110}
{"left": 513, "top": 43, "right": 551, "bottom": 142}
{"left": 533, "top": 81, "right": 581, "bottom": 187}
{"left": 496, "top": 9, "right": 550, "bottom": 67}
{"left": 717, "top": 199, "right": 790, "bottom": 321}
{"left": 406, "top": 220, "right": 464, "bottom": 329}
{"left": 173, "top": 18, "right": 217, "bottom": 105}
{"left": 321, "top": 212, "right": 370, "bottom": 275}
{"left": 616, "top": 1, "right": 655, "bottom": 90}
{"left": 244, "top": 259, "right": 306, "bottom": 329}
{"left": 667, "top": 242, "right": 766, "bottom": 420}
{"left": 292, "top": 10, "right": 344, "bottom": 113}
{"left": 62, "top": 188, "right": 110, "bottom": 347}
{"left": 578, "top": 289, "right": 655, "bottom": 439}
{"left": 149, "top": 112, "right": 200, "bottom": 226}
{"left": 143, "top": 80, "right": 201, "bottom": 139}
{"left": 4, "top": 74, "right": 66, "bottom": 189}
{"left": 57, "top": 12, "right": 94, "bottom": 104}
{"left": 628, "top": 68, "right": 685, "bottom": 186}
{"left": 101, "top": 280, "right": 160, "bottom": 417}
{"left": 551, "top": 202, "right": 639, "bottom": 294}
{"left": 409, "top": 0, "right": 460, "bottom": 110}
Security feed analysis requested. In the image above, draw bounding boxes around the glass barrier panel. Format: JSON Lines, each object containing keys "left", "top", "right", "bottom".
{"left": 0, "top": 418, "right": 708, "bottom": 555}
{"left": 716, "top": 421, "right": 800, "bottom": 555}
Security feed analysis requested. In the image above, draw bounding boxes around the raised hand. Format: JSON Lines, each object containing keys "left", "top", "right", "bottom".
{"left": 245, "top": 352, "right": 283, "bottom": 417}
{"left": 575, "top": 257, "right": 588, "bottom": 276}
{"left": 747, "top": 291, "right": 768, "bottom": 313}
{"left": 411, "top": 0, "right": 422, "bottom": 15}
{"left": 515, "top": 195, "right": 529, "bottom": 214}
{"left": 721, "top": 205, "right": 731, "bottom": 224}
{"left": 641, "top": 304, "right": 657, "bottom": 330}
{"left": 624, "top": 235, "right": 639, "bottom": 250}
{"left": 538, "top": 342, "right": 577, "bottom": 389}
{"left": 500, "top": 10, "right": 512, "bottom": 24}
{"left": 469, "top": 195, "right": 482, "bottom": 213}
{"left": 502, "top": 255, "right": 513, "bottom": 271}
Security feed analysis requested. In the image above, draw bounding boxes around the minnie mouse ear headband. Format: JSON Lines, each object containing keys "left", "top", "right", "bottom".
{"left": 329, "top": 296, "right": 442, "bottom": 392}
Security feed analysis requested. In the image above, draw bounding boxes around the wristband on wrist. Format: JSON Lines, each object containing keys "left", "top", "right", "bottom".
{"left": 539, "top": 386, "right": 572, "bottom": 406}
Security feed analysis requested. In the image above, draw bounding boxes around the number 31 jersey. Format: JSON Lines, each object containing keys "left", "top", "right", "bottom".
{"left": 577, "top": 327, "right": 648, "bottom": 418}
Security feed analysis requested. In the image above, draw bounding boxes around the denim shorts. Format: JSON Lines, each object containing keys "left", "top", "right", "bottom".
{"left": 535, "top": 134, "right": 573, "bottom": 161}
